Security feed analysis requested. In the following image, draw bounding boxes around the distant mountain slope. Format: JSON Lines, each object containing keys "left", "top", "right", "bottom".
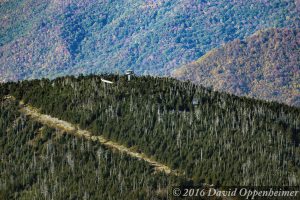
{"left": 173, "top": 28, "right": 300, "bottom": 107}
{"left": 1, "top": 0, "right": 299, "bottom": 81}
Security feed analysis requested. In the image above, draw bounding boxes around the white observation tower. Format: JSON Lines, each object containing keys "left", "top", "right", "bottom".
{"left": 125, "top": 70, "right": 134, "bottom": 81}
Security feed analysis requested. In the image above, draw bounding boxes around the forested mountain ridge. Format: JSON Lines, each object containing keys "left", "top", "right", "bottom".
{"left": 172, "top": 28, "right": 300, "bottom": 107}
{"left": 1, "top": 75, "right": 299, "bottom": 189}
{"left": 1, "top": 0, "right": 300, "bottom": 81}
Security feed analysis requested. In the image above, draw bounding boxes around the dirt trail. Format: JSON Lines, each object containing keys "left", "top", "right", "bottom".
{"left": 13, "top": 97, "right": 178, "bottom": 176}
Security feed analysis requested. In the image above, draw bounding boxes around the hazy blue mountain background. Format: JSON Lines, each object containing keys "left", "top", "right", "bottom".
{"left": 1, "top": 0, "right": 299, "bottom": 81}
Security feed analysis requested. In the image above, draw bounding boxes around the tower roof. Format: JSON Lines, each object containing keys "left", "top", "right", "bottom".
{"left": 125, "top": 69, "right": 134, "bottom": 75}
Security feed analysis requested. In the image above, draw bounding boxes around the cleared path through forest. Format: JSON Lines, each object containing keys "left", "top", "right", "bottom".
{"left": 12, "top": 97, "right": 177, "bottom": 175}
{"left": 4, "top": 95, "right": 231, "bottom": 200}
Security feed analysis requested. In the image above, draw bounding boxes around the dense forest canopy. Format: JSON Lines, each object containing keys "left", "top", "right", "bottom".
{"left": 0, "top": 98, "right": 184, "bottom": 199}
{"left": 1, "top": 75, "right": 299, "bottom": 189}
{"left": 1, "top": 0, "right": 299, "bottom": 81}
